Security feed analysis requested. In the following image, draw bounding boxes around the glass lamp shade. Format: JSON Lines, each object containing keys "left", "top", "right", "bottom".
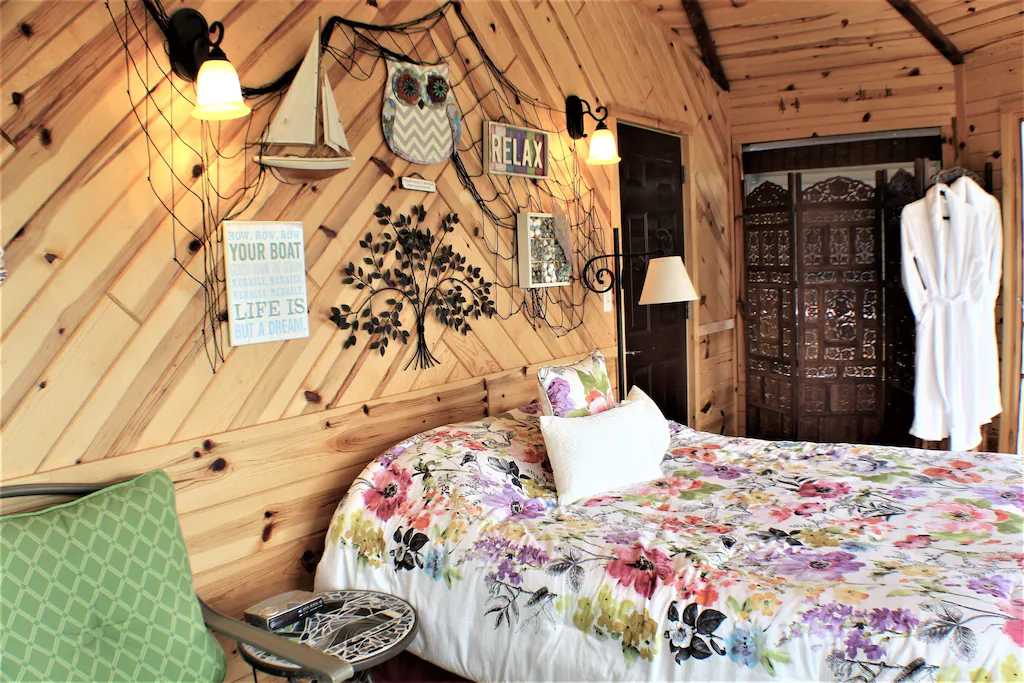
{"left": 586, "top": 124, "right": 621, "bottom": 165}
{"left": 192, "top": 58, "right": 251, "bottom": 121}
{"left": 638, "top": 256, "right": 698, "bottom": 305}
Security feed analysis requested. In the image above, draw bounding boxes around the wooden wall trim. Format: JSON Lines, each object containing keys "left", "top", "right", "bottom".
{"left": 998, "top": 103, "right": 1023, "bottom": 454}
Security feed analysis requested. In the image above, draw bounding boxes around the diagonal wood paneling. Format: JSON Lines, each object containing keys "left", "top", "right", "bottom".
{"left": 0, "top": 3, "right": 735, "bottom": 666}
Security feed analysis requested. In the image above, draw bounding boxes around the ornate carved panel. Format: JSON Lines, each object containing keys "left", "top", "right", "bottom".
{"left": 796, "top": 173, "right": 882, "bottom": 444}
{"left": 879, "top": 167, "right": 921, "bottom": 446}
{"left": 743, "top": 170, "right": 914, "bottom": 446}
{"left": 743, "top": 180, "right": 797, "bottom": 440}
{"left": 744, "top": 164, "right": 923, "bottom": 447}
{"left": 802, "top": 176, "right": 876, "bottom": 203}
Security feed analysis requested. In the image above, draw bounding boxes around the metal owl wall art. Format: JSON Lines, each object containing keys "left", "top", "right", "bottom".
{"left": 382, "top": 59, "right": 462, "bottom": 165}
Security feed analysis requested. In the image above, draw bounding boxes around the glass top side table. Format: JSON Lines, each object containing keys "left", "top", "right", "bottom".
{"left": 240, "top": 590, "right": 418, "bottom": 682}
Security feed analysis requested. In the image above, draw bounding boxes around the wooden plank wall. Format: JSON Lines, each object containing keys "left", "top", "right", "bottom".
{"left": 959, "top": 12, "right": 1024, "bottom": 451}
{"left": 0, "top": 1, "right": 732, "bottom": 673}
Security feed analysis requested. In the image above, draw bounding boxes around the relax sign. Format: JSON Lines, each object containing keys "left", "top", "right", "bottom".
{"left": 224, "top": 221, "right": 310, "bottom": 346}
{"left": 485, "top": 121, "right": 549, "bottom": 179}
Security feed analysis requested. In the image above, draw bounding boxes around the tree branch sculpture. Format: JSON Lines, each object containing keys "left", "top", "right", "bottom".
{"left": 330, "top": 204, "right": 496, "bottom": 370}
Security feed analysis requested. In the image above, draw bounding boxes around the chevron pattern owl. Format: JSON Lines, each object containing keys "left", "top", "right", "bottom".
{"left": 382, "top": 60, "right": 461, "bottom": 165}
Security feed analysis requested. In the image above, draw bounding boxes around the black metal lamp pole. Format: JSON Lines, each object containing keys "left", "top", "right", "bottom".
{"left": 581, "top": 228, "right": 667, "bottom": 401}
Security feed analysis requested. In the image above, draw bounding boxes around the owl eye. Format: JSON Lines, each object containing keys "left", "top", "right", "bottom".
{"left": 426, "top": 75, "right": 449, "bottom": 104}
{"left": 393, "top": 70, "right": 421, "bottom": 105}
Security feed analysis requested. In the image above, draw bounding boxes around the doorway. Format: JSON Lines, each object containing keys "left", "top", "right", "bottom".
{"left": 617, "top": 123, "right": 688, "bottom": 421}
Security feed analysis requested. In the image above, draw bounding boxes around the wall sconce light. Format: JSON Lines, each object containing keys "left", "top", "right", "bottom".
{"left": 565, "top": 95, "right": 620, "bottom": 165}
{"left": 164, "top": 8, "right": 250, "bottom": 121}
{"left": 582, "top": 228, "right": 697, "bottom": 400}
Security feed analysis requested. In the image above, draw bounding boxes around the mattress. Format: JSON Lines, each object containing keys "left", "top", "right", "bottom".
{"left": 315, "top": 407, "right": 1024, "bottom": 682}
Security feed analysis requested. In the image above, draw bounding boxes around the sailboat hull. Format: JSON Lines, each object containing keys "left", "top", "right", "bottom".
{"left": 256, "top": 155, "right": 355, "bottom": 171}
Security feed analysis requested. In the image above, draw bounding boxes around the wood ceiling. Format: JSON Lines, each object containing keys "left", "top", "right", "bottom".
{"left": 643, "top": 0, "right": 1022, "bottom": 85}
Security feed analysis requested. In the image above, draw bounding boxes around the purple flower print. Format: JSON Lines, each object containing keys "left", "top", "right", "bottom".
{"left": 967, "top": 575, "right": 1016, "bottom": 598}
{"left": 867, "top": 608, "right": 919, "bottom": 634}
{"left": 494, "top": 559, "right": 522, "bottom": 586}
{"left": 604, "top": 530, "right": 641, "bottom": 545}
{"left": 481, "top": 486, "right": 547, "bottom": 521}
{"left": 840, "top": 456, "right": 893, "bottom": 475}
{"left": 775, "top": 549, "right": 865, "bottom": 582}
{"left": 889, "top": 488, "right": 926, "bottom": 500}
{"left": 695, "top": 461, "right": 748, "bottom": 480}
{"left": 801, "top": 603, "right": 853, "bottom": 638}
{"left": 467, "top": 536, "right": 511, "bottom": 564}
{"left": 844, "top": 630, "right": 883, "bottom": 660}
{"left": 519, "top": 401, "right": 542, "bottom": 415}
{"left": 516, "top": 544, "right": 549, "bottom": 567}
{"left": 973, "top": 486, "right": 1024, "bottom": 510}
{"left": 546, "top": 377, "right": 574, "bottom": 417}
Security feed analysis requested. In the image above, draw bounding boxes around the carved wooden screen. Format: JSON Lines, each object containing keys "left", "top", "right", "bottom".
{"left": 878, "top": 167, "right": 923, "bottom": 445}
{"left": 743, "top": 179, "right": 798, "bottom": 439}
{"left": 795, "top": 176, "right": 883, "bottom": 443}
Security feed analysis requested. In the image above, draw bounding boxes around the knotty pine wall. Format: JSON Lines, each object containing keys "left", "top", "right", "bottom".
{"left": 0, "top": 1, "right": 732, "bottom": 672}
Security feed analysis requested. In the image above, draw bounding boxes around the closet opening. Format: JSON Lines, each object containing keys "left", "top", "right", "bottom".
{"left": 740, "top": 129, "right": 944, "bottom": 447}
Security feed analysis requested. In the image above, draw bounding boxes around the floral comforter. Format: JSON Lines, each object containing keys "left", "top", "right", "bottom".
{"left": 315, "top": 407, "right": 1024, "bottom": 682}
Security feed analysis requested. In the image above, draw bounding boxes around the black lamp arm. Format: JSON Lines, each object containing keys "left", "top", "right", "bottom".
{"left": 579, "top": 99, "right": 608, "bottom": 125}
{"left": 581, "top": 248, "right": 666, "bottom": 294}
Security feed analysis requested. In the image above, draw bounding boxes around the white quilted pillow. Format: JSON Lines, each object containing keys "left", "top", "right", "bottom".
{"left": 540, "top": 399, "right": 668, "bottom": 505}
{"left": 625, "top": 385, "right": 671, "bottom": 458}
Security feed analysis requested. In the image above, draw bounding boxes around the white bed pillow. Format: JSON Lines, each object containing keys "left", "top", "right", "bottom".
{"left": 625, "top": 385, "right": 671, "bottom": 458}
{"left": 540, "top": 399, "right": 667, "bottom": 505}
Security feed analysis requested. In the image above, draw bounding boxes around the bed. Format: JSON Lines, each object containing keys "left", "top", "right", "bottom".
{"left": 315, "top": 406, "right": 1024, "bottom": 682}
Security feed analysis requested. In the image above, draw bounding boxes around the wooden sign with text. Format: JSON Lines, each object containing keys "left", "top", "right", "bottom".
{"left": 224, "top": 221, "right": 309, "bottom": 346}
{"left": 485, "top": 121, "right": 549, "bottom": 179}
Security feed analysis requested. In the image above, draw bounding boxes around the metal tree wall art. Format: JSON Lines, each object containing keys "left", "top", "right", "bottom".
{"left": 330, "top": 204, "right": 496, "bottom": 370}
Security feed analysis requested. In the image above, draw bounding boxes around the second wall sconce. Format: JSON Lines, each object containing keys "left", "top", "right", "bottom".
{"left": 565, "top": 95, "right": 620, "bottom": 165}
{"left": 163, "top": 8, "right": 251, "bottom": 120}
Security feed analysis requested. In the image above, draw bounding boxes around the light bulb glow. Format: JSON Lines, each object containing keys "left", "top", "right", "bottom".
{"left": 192, "top": 58, "right": 251, "bottom": 121}
{"left": 586, "top": 126, "right": 620, "bottom": 165}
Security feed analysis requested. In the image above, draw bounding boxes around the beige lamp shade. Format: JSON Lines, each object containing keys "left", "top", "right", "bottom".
{"left": 586, "top": 124, "right": 621, "bottom": 165}
{"left": 638, "top": 256, "right": 698, "bottom": 305}
{"left": 192, "top": 58, "right": 251, "bottom": 121}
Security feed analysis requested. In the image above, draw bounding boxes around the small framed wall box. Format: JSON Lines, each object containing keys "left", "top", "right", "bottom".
{"left": 224, "top": 221, "right": 310, "bottom": 346}
{"left": 517, "top": 212, "right": 572, "bottom": 288}
{"left": 485, "top": 121, "right": 549, "bottom": 179}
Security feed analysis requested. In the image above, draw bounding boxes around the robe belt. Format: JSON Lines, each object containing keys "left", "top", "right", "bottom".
{"left": 927, "top": 293, "right": 968, "bottom": 445}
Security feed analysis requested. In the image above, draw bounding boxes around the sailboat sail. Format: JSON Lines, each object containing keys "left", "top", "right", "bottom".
{"left": 265, "top": 28, "right": 320, "bottom": 146}
{"left": 257, "top": 20, "right": 354, "bottom": 180}
{"left": 321, "top": 72, "right": 350, "bottom": 153}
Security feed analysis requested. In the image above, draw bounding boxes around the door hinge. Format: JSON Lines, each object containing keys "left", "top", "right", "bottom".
{"left": 681, "top": 165, "right": 687, "bottom": 184}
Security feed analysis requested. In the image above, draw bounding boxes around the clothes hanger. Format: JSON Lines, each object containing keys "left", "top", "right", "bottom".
{"left": 930, "top": 165, "right": 984, "bottom": 187}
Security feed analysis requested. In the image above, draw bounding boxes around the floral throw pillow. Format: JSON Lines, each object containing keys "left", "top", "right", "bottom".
{"left": 537, "top": 350, "right": 615, "bottom": 418}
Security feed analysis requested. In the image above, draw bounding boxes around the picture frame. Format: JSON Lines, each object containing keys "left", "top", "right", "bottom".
{"left": 485, "top": 121, "right": 549, "bottom": 179}
{"left": 517, "top": 212, "right": 572, "bottom": 288}
{"left": 224, "top": 220, "right": 310, "bottom": 346}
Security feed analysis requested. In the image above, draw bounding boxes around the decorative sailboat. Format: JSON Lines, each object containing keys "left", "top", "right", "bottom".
{"left": 256, "top": 23, "right": 354, "bottom": 183}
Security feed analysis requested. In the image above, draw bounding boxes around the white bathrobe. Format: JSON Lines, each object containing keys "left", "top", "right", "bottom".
{"left": 950, "top": 175, "right": 1003, "bottom": 423}
{"left": 901, "top": 184, "right": 991, "bottom": 450}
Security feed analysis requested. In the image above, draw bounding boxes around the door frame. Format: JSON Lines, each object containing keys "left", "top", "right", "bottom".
{"left": 998, "top": 102, "right": 1024, "bottom": 454}
{"left": 605, "top": 107, "right": 699, "bottom": 427}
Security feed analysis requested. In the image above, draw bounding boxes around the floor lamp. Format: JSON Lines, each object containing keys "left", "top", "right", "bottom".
{"left": 581, "top": 228, "right": 698, "bottom": 401}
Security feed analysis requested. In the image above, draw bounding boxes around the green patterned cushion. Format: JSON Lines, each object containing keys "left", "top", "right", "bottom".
{"left": 1, "top": 470, "right": 226, "bottom": 682}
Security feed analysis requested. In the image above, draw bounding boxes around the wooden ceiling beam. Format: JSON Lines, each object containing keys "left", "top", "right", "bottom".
{"left": 886, "top": 0, "right": 965, "bottom": 65}
{"left": 681, "top": 0, "right": 730, "bottom": 92}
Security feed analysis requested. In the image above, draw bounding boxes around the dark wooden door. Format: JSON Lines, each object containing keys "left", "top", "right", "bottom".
{"left": 617, "top": 123, "right": 688, "bottom": 422}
